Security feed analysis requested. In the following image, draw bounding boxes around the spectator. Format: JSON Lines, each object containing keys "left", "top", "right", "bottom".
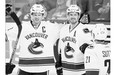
{"left": 75, "top": 0, "right": 90, "bottom": 23}
{"left": 87, "top": 0, "right": 110, "bottom": 21}
{"left": 40, "top": 0, "right": 57, "bottom": 11}
{"left": 17, "top": 0, "right": 57, "bottom": 21}
{"left": 16, "top": 0, "right": 42, "bottom": 21}
{"left": 97, "top": 0, "right": 110, "bottom": 20}
{"left": 87, "top": 0, "right": 102, "bottom": 20}
{"left": 39, "top": 0, "right": 57, "bottom": 20}
{"left": 50, "top": 0, "right": 68, "bottom": 20}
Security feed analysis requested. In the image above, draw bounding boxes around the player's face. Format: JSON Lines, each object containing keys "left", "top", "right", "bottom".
{"left": 30, "top": 12, "right": 43, "bottom": 24}
{"left": 68, "top": 12, "right": 80, "bottom": 24}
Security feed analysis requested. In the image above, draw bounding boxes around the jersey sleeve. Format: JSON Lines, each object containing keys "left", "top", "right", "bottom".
{"left": 6, "top": 23, "right": 18, "bottom": 41}
{"left": 79, "top": 26, "right": 93, "bottom": 46}
{"left": 83, "top": 29, "right": 93, "bottom": 45}
{"left": 84, "top": 47, "right": 100, "bottom": 71}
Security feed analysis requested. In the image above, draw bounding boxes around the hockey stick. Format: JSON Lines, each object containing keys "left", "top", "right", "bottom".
{"left": 9, "top": 12, "right": 22, "bottom": 64}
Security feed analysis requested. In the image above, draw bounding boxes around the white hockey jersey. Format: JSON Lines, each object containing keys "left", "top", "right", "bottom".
{"left": 17, "top": 21, "right": 63, "bottom": 72}
{"left": 59, "top": 23, "right": 92, "bottom": 74}
{"left": 5, "top": 23, "right": 19, "bottom": 64}
{"left": 84, "top": 43, "right": 111, "bottom": 75}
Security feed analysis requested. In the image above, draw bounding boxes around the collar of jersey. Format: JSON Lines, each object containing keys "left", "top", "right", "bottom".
{"left": 30, "top": 21, "right": 41, "bottom": 30}
{"left": 69, "top": 22, "right": 80, "bottom": 33}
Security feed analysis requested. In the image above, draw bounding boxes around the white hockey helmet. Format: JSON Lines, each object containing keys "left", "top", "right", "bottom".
{"left": 30, "top": 4, "right": 46, "bottom": 15}
{"left": 92, "top": 24, "right": 108, "bottom": 40}
{"left": 67, "top": 5, "right": 81, "bottom": 14}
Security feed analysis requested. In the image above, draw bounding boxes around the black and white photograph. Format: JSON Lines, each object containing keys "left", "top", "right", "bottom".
{"left": 5, "top": 0, "right": 110, "bottom": 75}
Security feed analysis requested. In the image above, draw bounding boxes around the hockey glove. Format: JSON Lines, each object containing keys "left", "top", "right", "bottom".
{"left": 6, "top": 63, "right": 15, "bottom": 74}
{"left": 6, "top": 4, "right": 12, "bottom": 15}
{"left": 80, "top": 13, "right": 90, "bottom": 24}
{"left": 55, "top": 62, "right": 63, "bottom": 75}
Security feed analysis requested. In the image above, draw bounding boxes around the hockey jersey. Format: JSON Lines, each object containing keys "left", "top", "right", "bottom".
{"left": 5, "top": 23, "right": 19, "bottom": 63}
{"left": 84, "top": 43, "right": 111, "bottom": 75}
{"left": 17, "top": 21, "right": 63, "bottom": 72}
{"left": 59, "top": 23, "right": 92, "bottom": 72}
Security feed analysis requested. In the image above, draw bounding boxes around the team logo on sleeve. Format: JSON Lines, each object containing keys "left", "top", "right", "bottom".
{"left": 28, "top": 38, "right": 44, "bottom": 54}
{"left": 83, "top": 28, "right": 90, "bottom": 33}
{"left": 64, "top": 43, "right": 75, "bottom": 58}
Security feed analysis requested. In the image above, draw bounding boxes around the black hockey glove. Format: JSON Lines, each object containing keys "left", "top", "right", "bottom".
{"left": 55, "top": 62, "right": 63, "bottom": 75}
{"left": 6, "top": 63, "right": 15, "bottom": 74}
{"left": 6, "top": 4, "right": 12, "bottom": 15}
{"left": 57, "top": 67, "right": 63, "bottom": 75}
{"left": 80, "top": 13, "right": 90, "bottom": 24}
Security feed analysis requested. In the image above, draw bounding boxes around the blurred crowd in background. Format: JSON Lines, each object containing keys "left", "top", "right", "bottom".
{"left": 6, "top": 0, "right": 110, "bottom": 23}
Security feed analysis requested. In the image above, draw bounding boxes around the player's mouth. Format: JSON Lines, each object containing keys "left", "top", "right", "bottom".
{"left": 71, "top": 18, "right": 76, "bottom": 20}
{"left": 35, "top": 18, "right": 40, "bottom": 21}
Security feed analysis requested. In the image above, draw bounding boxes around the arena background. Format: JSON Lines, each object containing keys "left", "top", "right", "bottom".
{"left": 5, "top": 0, "right": 110, "bottom": 75}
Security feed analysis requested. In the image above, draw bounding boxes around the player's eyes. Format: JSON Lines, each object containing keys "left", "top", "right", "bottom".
{"left": 31, "top": 13, "right": 41, "bottom": 16}
{"left": 69, "top": 14, "right": 73, "bottom": 16}
{"left": 69, "top": 13, "right": 78, "bottom": 16}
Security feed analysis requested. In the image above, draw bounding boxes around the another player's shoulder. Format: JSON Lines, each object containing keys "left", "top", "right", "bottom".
{"left": 84, "top": 44, "right": 98, "bottom": 58}
{"left": 87, "top": 44, "right": 94, "bottom": 49}
{"left": 85, "top": 44, "right": 95, "bottom": 53}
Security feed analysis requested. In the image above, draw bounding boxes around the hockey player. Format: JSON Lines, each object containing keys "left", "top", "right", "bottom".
{"left": 57, "top": 5, "right": 93, "bottom": 75}
{"left": 6, "top": 4, "right": 63, "bottom": 75}
{"left": 84, "top": 24, "right": 111, "bottom": 75}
